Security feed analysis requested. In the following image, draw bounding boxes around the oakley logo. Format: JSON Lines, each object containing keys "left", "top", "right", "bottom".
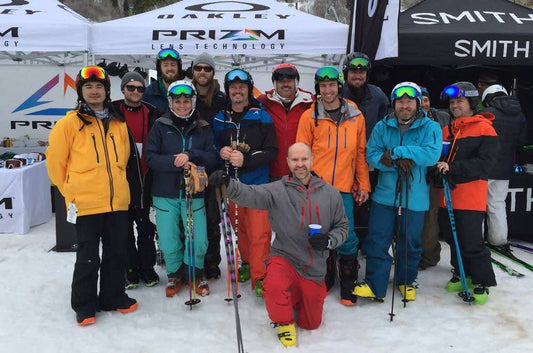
{"left": 185, "top": 1, "right": 269, "bottom": 12}
{"left": 0, "top": 0, "right": 29, "bottom": 6}
{"left": 0, "top": 197, "right": 13, "bottom": 210}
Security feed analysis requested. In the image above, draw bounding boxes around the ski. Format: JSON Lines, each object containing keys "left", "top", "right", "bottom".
{"left": 486, "top": 243, "right": 533, "bottom": 272}
{"left": 510, "top": 243, "right": 533, "bottom": 254}
{"left": 490, "top": 257, "right": 525, "bottom": 277}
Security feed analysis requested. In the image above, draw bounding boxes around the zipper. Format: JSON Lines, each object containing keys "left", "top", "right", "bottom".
{"left": 327, "top": 126, "right": 331, "bottom": 148}
{"left": 91, "top": 133, "right": 100, "bottom": 163}
{"left": 95, "top": 119, "right": 114, "bottom": 211}
{"left": 331, "top": 122, "right": 340, "bottom": 186}
{"left": 344, "top": 127, "right": 347, "bottom": 148}
{"left": 110, "top": 133, "right": 119, "bottom": 163}
{"left": 129, "top": 129, "right": 144, "bottom": 209}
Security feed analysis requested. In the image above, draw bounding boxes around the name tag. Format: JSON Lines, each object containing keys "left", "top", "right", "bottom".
{"left": 67, "top": 202, "right": 78, "bottom": 224}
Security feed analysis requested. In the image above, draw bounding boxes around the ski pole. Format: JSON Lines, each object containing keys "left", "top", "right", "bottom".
{"left": 389, "top": 171, "right": 403, "bottom": 322}
{"left": 443, "top": 178, "right": 472, "bottom": 304}
{"left": 402, "top": 170, "right": 410, "bottom": 308}
{"left": 184, "top": 170, "right": 200, "bottom": 309}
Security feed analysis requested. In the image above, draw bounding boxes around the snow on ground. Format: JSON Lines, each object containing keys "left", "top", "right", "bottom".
{"left": 2, "top": 218, "right": 533, "bottom": 353}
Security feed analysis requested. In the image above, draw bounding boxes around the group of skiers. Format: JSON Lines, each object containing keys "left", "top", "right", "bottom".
{"left": 45, "top": 48, "right": 527, "bottom": 348}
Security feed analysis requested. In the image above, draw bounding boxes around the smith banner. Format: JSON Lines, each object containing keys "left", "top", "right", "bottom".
{"left": 347, "top": 0, "right": 399, "bottom": 60}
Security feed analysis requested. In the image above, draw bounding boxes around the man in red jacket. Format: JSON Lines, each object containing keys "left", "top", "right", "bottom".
{"left": 257, "top": 64, "right": 313, "bottom": 181}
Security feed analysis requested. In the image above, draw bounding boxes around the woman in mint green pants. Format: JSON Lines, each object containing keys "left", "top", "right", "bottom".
{"left": 145, "top": 80, "right": 217, "bottom": 298}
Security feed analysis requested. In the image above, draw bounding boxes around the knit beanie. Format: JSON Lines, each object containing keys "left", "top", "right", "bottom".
{"left": 121, "top": 71, "right": 145, "bottom": 90}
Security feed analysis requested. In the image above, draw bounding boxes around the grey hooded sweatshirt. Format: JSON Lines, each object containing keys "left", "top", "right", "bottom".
{"left": 227, "top": 173, "right": 348, "bottom": 284}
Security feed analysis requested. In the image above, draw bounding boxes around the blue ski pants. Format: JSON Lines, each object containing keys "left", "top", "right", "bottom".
{"left": 337, "top": 192, "right": 358, "bottom": 256}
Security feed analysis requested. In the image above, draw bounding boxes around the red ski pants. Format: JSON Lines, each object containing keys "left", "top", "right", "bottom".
{"left": 263, "top": 256, "right": 327, "bottom": 330}
{"left": 229, "top": 202, "right": 271, "bottom": 289}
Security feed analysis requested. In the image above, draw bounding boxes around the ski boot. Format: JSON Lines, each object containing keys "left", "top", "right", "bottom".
{"left": 238, "top": 263, "right": 251, "bottom": 283}
{"left": 76, "top": 312, "right": 96, "bottom": 326}
{"left": 125, "top": 268, "right": 140, "bottom": 290}
{"left": 273, "top": 323, "right": 297, "bottom": 347}
{"left": 339, "top": 254, "right": 359, "bottom": 306}
{"left": 472, "top": 285, "right": 489, "bottom": 305}
{"left": 254, "top": 278, "right": 264, "bottom": 298}
{"left": 166, "top": 277, "right": 184, "bottom": 297}
{"left": 195, "top": 279, "right": 210, "bottom": 297}
{"left": 398, "top": 285, "right": 416, "bottom": 301}
{"left": 205, "top": 264, "right": 221, "bottom": 280}
{"left": 445, "top": 271, "right": 472, "bottom": 293}
{"left": 353, "top": 282, "right": 383, "bottom": 302}
{"left": 141, "top": 267, "right": 160, "bottom": 287}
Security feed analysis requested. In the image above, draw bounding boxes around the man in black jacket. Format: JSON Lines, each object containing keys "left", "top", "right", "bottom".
{"left": 482, "top": 85, "right": 528, "bottom": 249}
{"left": 112, "top": 71, "right": 161, "bottom": 289}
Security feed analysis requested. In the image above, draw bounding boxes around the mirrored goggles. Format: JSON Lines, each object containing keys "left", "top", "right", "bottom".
{"left": 226, "top": 69, "right": 250, "bottom": 83}
{"left": 348, "top": 57, "right": 369, "bottom": 70}
{"left": 315, "top": 66, "right": 341, "bottom": 81}
{"left": 168, "top": 84, "right": 195, "bottom": 98}
{"left": 273, "top": 68, "right": 298, "bottom": 81}
{"left": 157, "top": 48, "right": 180, "bottom": 60}
{"left": 79, "top": 66, "right": 107, "bottom": 81}
{"left": 440, "top": 85, "right": 478, "bottom": 100}
{"left": 391, "top": 86, "right": 419, "bottom": 100}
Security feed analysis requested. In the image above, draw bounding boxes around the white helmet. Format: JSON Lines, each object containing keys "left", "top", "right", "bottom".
{"left": 167, "top": 80, "right": 197, "bottom": 119}
{"left": 482, "top": 84, "right": 508, "bottom": 106}
{"left": 390, "top": 81, "right": 423, "bottom": 107}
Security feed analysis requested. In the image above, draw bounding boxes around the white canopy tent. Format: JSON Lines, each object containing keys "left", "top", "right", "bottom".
{"left": 0, "top": 0, "right": 90, "bottom": 55}
{"left": 90, "top": 0, "right": 349, "bottom": 56}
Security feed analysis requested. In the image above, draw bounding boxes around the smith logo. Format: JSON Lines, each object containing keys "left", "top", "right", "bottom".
{"left": 0, "top": 26, "right": 18, "bottom": 37}
{"left": 0, "top": 197, "right": 13, "bottom": 210}
{"left": 153, "top": 29, "right": 285, "bottom": 41}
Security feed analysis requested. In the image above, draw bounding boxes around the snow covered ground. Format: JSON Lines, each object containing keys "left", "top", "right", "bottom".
{"left": 2, "top": 218, "right": 533, "bottom": 353}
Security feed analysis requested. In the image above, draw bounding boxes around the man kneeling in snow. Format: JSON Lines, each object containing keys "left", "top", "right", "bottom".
{"left": 210, "top": 142, "right": 347, "bottom": 347}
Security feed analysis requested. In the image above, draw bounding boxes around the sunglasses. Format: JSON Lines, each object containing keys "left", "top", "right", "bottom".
{"left": 391, "top": 86, "right": 419, "bottom": 100}
{"left": 158, "top": 48, "right": 180, "bottom": 60}
{"left": 79, "top": 66, "right": 108, "bottom": 81}
{"left": 168, "top": 84, "right": 196, "bottom": 98}
{"left": 125, "top": 85, "right": 146, "bottom": 93}
{"left": 440, "top": 85, "right": 478, "bottom": 100}
{"left": 226, "top": 69, "right": 250, "bottom": 82}
{"left": 194, "top": 65, "right": 213, "bottom": 73}
{"left": 348, "top": 57, "right": 369, "bottom": 70}
{"left": 5, "top": 159, "right": 22, "bottom": 169}
{"left": 315, "top": 66, "right": 341, "bottom": 81}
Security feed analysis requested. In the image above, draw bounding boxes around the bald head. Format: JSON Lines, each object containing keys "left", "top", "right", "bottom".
{"left": 287, "top": 142, "right": 313, "bottom": 185}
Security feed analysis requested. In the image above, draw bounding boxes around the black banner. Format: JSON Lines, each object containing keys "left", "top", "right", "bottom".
{"left": 347, "top": 0, "right": 389, "bottom": 59}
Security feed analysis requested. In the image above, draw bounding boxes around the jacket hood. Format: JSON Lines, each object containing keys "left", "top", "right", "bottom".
{"left": 382, "top": 110, "right": 428, "bottom": 128}
{"left": 311, "top": 98, "right": 361, "bottom": 122}
{"left": 282, "top": 172, "right": 325, "bottom": 190}
{"left": 452, "top": 112, "right": 494, "bottom": 129}
{"left": 264, "top": 88, "right": 314, "bottom": 107}
{"left": 490, "top": 96, "right": 522, "bottom": 115}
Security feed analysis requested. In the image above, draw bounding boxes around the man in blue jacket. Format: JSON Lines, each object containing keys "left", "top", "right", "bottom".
{"left": 354, "top": 82, "right": 441, "bottom": 302}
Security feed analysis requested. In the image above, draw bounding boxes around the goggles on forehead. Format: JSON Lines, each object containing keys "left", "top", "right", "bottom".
{"left": 168, "top": 84, "right": 195, "bottom": 98}
{"left": 315, "top": 66, "right": 341, "bottom": 81}
{"left": 348, "top": 57, "right": 369, "bottom": 70}
{"left": 79, "top": 66, "right": 107, "bottom": 81}
{"left": 157, "top": 48, "right": 180, "bottom": 61}
{"left": 440, "top": 85, "right": 478, "bottom": 100}
{"left": 226, "top": 69, "right": 250, "bottom": 82}
{"left": 391, "top": 86, "right": 419, "bottom": 100}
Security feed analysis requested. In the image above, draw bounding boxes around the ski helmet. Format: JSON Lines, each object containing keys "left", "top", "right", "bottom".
{"left": 167, "top": 80, "right": 197, "bottom": 120}
{"left": 76, "top": 65, "right": 111, "bottom": 103}
{"left": 390, "top": 81, "right": 423, "bottom": 109}
{"left": 156, "top": 48, "right": 182, "bottom": 79}
{"left": 224, "top": 69, "right": 254, "bottom": 98}
{"left": 341, "top": 52, "right": 371, "bottom": 78}
{"left": 482, "top": 84, "right": 508, "bottom": 106}
{"left": 272, "top": 63, "right": 300, "bottom": 82}
{"left": 314, "top": 66, "right": 344, "bottom": 96}
{"left": 441, "top": 81, "right": 479, "bottom": 111}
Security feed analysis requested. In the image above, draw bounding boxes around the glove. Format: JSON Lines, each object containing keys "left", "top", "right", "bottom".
{"left": 395, "top": 158, "right": 415, "bottom": 173}
{"left": 379, "top": 150, "right": 393, "bottom": 167}
{"left": 426, "top": 166, "right": 456, "bottom": 189}
{"left": 208, "top": 169, "right": 230, "bottom": 188}
{"left": 185, "top": 165, "right": 208, "bottom": 194}
{"left": 308, "top": 234, "right": 330, "bottom": 251}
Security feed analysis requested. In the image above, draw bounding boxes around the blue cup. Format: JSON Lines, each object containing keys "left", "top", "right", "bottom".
{"left": 309, "top": 224, "right": 322, "bottom": 237}
{"left": 441, "top": 141, "right": 451, "bottom": 158}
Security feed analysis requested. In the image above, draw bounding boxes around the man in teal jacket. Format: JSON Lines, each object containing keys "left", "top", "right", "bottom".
{"left": 354, "top": 82, "right": 441, "bottom": 302}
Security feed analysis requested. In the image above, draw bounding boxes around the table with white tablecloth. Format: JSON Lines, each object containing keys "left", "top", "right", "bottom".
{"left": 0, "top": 161, "right": 52, "bottom": 234}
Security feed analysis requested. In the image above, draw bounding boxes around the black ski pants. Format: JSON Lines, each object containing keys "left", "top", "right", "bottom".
{"left": 71, "top": 211, "right": 129, "bottom": 315}
{"left": 438, "top": 208, "right": 496, "bottom": 287}
{"left": 203, "top": 184, "right": 222, "bottom": 268}
{"left": 126, "top": 206, "right": 156, "bottom": 272}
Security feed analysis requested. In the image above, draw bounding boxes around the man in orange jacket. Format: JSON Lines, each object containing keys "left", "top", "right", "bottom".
{"left": 296, "top": 66, "right": 370, "bottom": 306}
{"left": 46, "top": 66, "right": 137, "bottom": 326}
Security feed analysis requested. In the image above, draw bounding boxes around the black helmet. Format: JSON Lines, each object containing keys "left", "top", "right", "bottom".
{"left": 341, "top": 52, "right": 371, "bottom": 78}
{"left": 75, "top": 65, "right": 111, "bottom": 103}
{"left": 156, "top": 48, "right": 182, "bottom": 78}
{"left": 441, "top": 81, "right": 479, "bottom": 111}
{"left": 224, "top": 69, "right": 254, "bottom": 98}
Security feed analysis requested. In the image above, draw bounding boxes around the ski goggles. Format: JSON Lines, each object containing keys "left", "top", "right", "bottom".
{"left": 440, "top": 85, "right": 478, "bottom": 100}
{"left": 273, "top": 67, "right": 298, "bottom": 81}
{"left": 391, "top": 85, "right": 419, "bottom": 101}
{"left": 157, "top": 48, "right": 180, "bottom": 61}
{"left": 226, "top": 69, "right": 250, "bottom": 83}
{"left": 315, "top": 66, "right": 341, "bottom": 82}
{"left": 79, "top": 66, "right": 108, "bottom": 81}
{"left": 348, "top": 57, "right": 369, "bottom": 70}
{"left": 5, "top": 159, "right": 23, "bottom": 169}
{"left": 168, "top": 84, "right": 195, "bottom": 98}
{"left": 125, "top": 85, "right": 146, "bottom": 93}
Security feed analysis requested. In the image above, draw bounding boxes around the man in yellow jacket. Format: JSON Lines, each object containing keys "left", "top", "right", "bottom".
{"left": 296, "top": 66, "right": 370, "bottom": 306}
{"left": 46, "top": 66, "right": 137, "bottom": 326}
